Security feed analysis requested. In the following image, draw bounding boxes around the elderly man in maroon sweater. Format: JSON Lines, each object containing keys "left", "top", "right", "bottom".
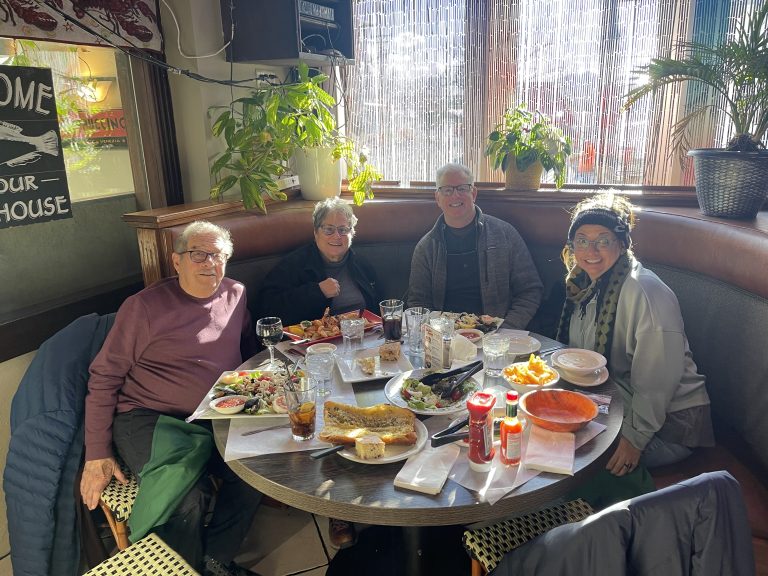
{"left": 79, "top": 221, "right": 262, "bottom": 576}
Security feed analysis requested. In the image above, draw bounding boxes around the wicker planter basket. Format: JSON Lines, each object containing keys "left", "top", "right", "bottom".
{"left": 504, "top": 160, "right": 543, "bottom": 191}
{"left": 688, "top": 149, "right": 768, "bottom": 219}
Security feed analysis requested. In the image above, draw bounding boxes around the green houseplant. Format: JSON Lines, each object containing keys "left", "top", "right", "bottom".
{"left": 209, "top": 63, "right": 381, "bottom": 211}
{"left": 623, "top": 1, "right": 768, "bottom": 218}
{"left": 485, "top": 104, "right": 572, "bottom": 190}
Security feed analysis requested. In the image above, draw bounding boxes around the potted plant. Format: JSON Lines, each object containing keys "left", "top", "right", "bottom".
{"left": 624, "top": 2, "right": 768, "bottom": 219}
{"left": 485, "top": 104, "right": 572, "bottom": 190}
{"left": 209, "top": 63, "right": 381, "bottom": 211}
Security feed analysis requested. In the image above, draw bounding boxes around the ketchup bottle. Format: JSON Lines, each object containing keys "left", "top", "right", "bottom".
{"left": 500, "top": 391, "right": 522, "bottom": 465}
{"left": 467, "top": 391, "right": 496, "bottom": 472}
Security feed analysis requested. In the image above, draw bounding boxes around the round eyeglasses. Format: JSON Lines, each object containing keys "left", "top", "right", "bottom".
{"left": 319, "top": 224, "right": 352, "bottom": 236}
{"left": 437, "top": 184, "right": 473, "bottom": 196}
{"left": 182, "top": 250, "right": 230, "bottom": 264}
{"left": 571, "top": 237, "right": 617, "bottom": 251}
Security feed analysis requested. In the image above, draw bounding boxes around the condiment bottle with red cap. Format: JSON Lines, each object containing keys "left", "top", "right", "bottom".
{"left": 467, "top": 391, "right": 496, "bottom": 472}
{"left": 500, "top": 391, "right": 522, "bottom": 465}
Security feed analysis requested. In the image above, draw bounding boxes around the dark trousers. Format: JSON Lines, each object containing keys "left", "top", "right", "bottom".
{"left": 113, "top": 409, "right": 262, "bottom": 570}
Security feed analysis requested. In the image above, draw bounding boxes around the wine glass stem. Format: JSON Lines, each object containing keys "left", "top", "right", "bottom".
{"left": 268, "top": 346, "right": 276, "bottom": 366}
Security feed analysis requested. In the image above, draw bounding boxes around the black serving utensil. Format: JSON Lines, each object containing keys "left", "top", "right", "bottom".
{"left": 430, "top": 417, "right": 501, "bottom": 448}
{"left": 420, "top": 360, "right": 483, "bottom": 388}
{"left": 432, "top": 361, "right": 484, "bottom": 399}
{"left": 310, "top": 444, "right": 346, "bottom": 459}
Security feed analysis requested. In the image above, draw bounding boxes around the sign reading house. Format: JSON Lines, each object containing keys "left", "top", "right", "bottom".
{"left": 0, "top": 64, "right": 71, "bottom": 229}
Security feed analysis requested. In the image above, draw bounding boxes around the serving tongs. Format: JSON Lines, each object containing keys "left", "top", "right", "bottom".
{"left": 429, "top": 361, "right": 484, "bottom": 399}
{"left": 420, "top": 360, "right": 483, "bottom": 388}
{"left": 431, "top": 415, "right": 501, "bottom": 448}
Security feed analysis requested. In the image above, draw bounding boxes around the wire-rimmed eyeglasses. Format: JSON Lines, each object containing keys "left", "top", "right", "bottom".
{"left": 318, "top": 224, "right": 353, "bottom": 236}
{"left": 436, "top": 184, "right": 474, "bottom": 196}
{"left": 570, "top": 237, "right": 617, "bottom": 251}
{"left": 182, "top": 250, "right": 230, "bottom": 264}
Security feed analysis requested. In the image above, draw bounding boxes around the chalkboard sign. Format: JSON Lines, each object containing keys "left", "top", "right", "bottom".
{"left": 0, "top": 64, "right": 71, "bottom": 229}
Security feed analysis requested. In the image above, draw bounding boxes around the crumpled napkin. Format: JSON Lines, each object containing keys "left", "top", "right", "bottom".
{"left": 451, "top": 334, "right": 478, "bottom": 362}
{"left": 523, "top": 426, "right": 576, "bottom": 475}
{"left": 394, "top": 443, "right": 461, "bottom": 495}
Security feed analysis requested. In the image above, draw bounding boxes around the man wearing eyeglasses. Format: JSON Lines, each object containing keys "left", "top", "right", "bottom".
{"left": 408, "top": 163, "right": 543, "bottom": 329}
{"left": 257, "top": 197, "right": 379, "bottom": 330}
{"left": 80, "top": 221, "right": 263, "bottom": 576}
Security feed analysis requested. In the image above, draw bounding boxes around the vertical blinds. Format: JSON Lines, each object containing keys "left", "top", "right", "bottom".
{"left": 345, "top": 0, "right": 758, "bottom": 187}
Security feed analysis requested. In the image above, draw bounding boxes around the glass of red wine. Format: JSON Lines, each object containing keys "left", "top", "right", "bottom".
{"left": 256, "top": 316, "right": 283, "bottom": 370}
{"left": 379, "top": 299, "right": 404, "bottom": 342}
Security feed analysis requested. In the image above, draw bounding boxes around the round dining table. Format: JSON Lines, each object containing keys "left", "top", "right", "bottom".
{"left": 212, "top": 334, "right": 623, "bottom": 574}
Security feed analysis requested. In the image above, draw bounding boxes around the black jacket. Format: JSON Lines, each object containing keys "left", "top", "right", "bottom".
{"left": 256, "top": 243, "right": 379, "bottom": 326}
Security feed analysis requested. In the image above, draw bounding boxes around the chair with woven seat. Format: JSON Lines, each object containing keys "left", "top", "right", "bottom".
{"left": 462, "top": 499, "right": 594, "bottom": 576}
{"left": 83, "top": 532, "right": 199, "bottom": 576}
{"left": 99, "top": 460, "right": 139, "bottom": 551}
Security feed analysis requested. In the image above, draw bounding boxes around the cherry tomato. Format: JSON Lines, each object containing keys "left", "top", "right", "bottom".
{"left": 402, "top": 388, "right": 412, "bottom": 399}
{"left": 238, "top": 371, "right": 250, "bottom": 376}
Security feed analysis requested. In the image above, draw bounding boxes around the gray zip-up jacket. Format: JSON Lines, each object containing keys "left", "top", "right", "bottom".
{"left": 407, "top": 207, "right": 543, "bottom": 329}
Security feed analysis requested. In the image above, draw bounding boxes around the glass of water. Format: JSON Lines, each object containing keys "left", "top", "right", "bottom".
{"left": 305, "top": 343, "right": 336, "bottom": 397}
{"left": 482, "top": 333, "right": 511, "bottom": 377}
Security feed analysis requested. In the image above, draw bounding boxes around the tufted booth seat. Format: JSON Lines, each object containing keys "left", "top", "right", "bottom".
{"left": 125, "top": 195, "right": 768, "bottom": 573}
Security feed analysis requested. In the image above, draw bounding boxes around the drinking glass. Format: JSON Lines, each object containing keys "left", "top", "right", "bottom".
{"left": 379, "top": 299, "right": 404, "bottom": 342}
{"left": 305, "top": 343, "right": 336, "bottom": 397}
{"left": 283, "top": 386, "right": 317, "bottom": 441}
{"left": 256, "top": 316, "right": 283, "bottom": 370}
{"left": 340, "top": 317, "right": 365, "bottom": 358}
{"left": 483, "top": 333, "right": 511, "bottom": 377}
{"left": 404, "top": 307, "right": 430, "bottom": 354}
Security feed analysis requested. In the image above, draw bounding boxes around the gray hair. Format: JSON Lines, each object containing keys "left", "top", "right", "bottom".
{"left": 174, "top": 220, "right": 234, "bottom": 255}
{"left": 436, "top": 163, "right": 475, "bottom": 187}
{"left": 312, "top": 197, "right": 358, "bottom": 232}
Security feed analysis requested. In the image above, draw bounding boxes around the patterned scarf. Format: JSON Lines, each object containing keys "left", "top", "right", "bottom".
{"left": 556, "top": 253, "right": 633, "bottom": 363}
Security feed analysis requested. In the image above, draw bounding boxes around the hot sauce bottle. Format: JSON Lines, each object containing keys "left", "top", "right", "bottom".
{"left": 500, "top": 391, "right": 522, "bottom": 465}
{"left": 467, "top": 391, "right": 496, "bottom": 472}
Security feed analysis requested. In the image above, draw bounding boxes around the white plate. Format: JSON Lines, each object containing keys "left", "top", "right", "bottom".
{"left": 384, "top": 369, "right": 482, "bottom": 416}
{"left": 558, "top": 366, "right": 610, "bottom": 387}
{"left": 506, "top": 335, "right": 542, "bottom": 356}
{"left": 336, "top": 349, "right": 414, "bottom": 383}
{"left": 337, "top": 419, "right": 428, "bottom": 464}
{"left": 432, "top": 311, "right": 504, "bottom": 333}
{"left": 187, "top": 370, "right": 291, "bottom": 421}
{"left": 551, "top": 348, "right": 607, "bottom": 374}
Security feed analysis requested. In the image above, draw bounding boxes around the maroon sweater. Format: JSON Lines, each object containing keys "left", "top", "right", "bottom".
{"left": 85, "top": 277, "right": 257, "bottom": 461}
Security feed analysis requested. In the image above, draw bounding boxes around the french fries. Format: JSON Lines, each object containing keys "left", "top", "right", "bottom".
{"left": 502, "top": 354, "right": 558, "bottom": 385}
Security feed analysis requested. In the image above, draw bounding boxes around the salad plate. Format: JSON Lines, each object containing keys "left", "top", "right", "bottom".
{"left": 384, "top": 368, "right": 481, "bottom": 416}
{"left": 336, "top": 348, "right": 413, "bottom": 384}
{"left": 186, "top": 370, "right": 296, "bottom": 421}
{"left": 337, "top": 420, "right": 428, "bottom": 464}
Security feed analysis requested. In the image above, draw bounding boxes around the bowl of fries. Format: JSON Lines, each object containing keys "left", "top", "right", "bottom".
{"left": 501, "top": 354, "right": 560, "bottom": 395}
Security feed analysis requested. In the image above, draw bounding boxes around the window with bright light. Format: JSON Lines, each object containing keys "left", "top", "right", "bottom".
{"left": 345, "top": 0, "right": 756, "bottom": 187}
{"left": 0, "top": 38, "right": 136, "bottom": 201}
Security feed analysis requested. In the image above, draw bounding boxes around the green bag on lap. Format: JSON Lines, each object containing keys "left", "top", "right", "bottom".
{"left": 569, "top": 465, "right": 656, "bottom": 510}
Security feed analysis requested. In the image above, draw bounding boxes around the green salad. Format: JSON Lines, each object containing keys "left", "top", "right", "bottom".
{"left": 400, "top": 377, "right": 476, "bottom": 410}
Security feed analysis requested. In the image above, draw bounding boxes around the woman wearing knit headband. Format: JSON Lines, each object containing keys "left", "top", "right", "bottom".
{"left": 557, "top": 194, "right": 713, "bottom": 477}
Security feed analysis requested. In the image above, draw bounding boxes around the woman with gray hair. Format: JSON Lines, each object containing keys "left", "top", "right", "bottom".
{"left": 257, "top": 197, "right": 379, "bottom": 328}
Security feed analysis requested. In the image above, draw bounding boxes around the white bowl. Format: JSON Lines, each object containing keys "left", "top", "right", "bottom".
{"left": 551, "top": 349, "right": 606, "bottom": 376}
{"left": 506, "top": 335, "right": 541, "bottom": 357}
{"left": 306, "top": 342, "right": 337, "bottom": 355}
{"left": 209, "top": 395, "right": 249, "bottom": 415}
{"left": 456, "top": 328, "right": 484, "bottom": 347}
{"left": 501, "top": 361, "right": 561, "bottom": 395}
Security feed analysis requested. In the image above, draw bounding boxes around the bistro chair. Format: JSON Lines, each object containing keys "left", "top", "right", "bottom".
{"left": 99, "top": 459, "right": 139, "bottom": 551}
{"left": 82, "top": 532, "right": 199, "bottom": 576}
{"left": 462, "top": 499, "right": 594, "bottom": 576}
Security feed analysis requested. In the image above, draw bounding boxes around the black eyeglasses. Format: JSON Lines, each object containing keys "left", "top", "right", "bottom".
{"left": 181, "top": 250, "right": 230, "bottom": 264}
{"left": 318, "top": 224, "right": 353, "bottom": 236}
{"left": 437, "top": 184, "right": 473, "bottom": 196}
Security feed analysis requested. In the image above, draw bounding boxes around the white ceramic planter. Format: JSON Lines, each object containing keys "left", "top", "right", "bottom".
{"left": 293, "top": 147, "right": 342, "bottom": 201}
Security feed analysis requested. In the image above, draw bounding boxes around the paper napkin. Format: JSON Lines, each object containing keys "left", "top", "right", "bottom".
{"left": 451, "top": 334, "right": 478, "bottom": 362}
{"left": 394, "top": 444, "right": 461, "bottom": 495}
{"left": 524, "top": 426, "right": 576, "bottom": 475}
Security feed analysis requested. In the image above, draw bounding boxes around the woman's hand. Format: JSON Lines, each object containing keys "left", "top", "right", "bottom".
{"left": 80, "top": 457, "right": 127, "bottom": 510}
{"left": 319, "top": 277, "right": 340, "bottom": 298}
{"left": 606, "top": 436, "right": 642, "bottom": 476}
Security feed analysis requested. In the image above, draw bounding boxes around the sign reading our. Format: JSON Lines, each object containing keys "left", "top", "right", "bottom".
{"left": 0, "top": 64, "right": 71, "bottom": 229}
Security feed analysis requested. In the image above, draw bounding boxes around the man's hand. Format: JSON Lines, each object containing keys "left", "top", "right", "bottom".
{"left": 606, "top": 436, "right": 642, "bottom": 477}
{"left": 80, "top": 457, "right": 127, "bottom": 510}
{"left": 319, "top": 277, "right": 340, "bottom": 298}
